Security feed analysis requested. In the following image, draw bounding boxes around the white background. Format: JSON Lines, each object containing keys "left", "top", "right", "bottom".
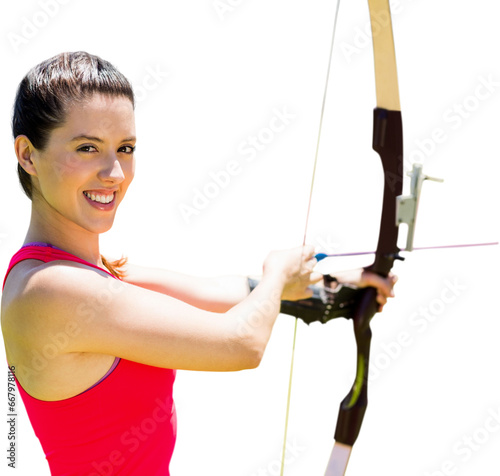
{"left": 0, "top": 1, "right": 499, "bottom": 475}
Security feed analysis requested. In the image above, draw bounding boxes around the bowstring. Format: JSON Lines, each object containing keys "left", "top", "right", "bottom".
{"left": 279, "top": 1, "right": 342, "bottom": 474}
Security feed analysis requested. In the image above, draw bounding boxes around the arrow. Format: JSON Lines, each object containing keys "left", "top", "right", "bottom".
{"left": 315, "top": 242, "right": 498, "bottom": 262}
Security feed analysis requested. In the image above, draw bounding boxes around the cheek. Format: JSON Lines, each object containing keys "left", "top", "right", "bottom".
{"left": 47, "top": 154, "right": 85, "bottom": 187}
{"left": 124, "top": 159, "right": 136, "bottom": 186}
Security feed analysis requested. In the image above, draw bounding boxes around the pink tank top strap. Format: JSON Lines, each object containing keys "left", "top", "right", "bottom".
{"left": 2, "top": 243, "right": 115, "bottom": 290}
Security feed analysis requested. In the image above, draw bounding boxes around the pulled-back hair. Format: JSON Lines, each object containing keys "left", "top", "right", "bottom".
{"left": 12, "top": 51, "right": 135, "bottom": 199}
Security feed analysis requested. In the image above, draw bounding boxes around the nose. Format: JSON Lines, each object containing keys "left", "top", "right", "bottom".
{"left": 98, "top": 154, "right": 126, "bottom": 184}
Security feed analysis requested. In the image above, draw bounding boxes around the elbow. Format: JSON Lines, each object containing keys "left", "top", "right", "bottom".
{"left": 231, "top": 334, "right": 267, "bottom": 370}
{"left": 242, "top": 332, "right": 270, "bottom": 369}
{"left": 225, "top": 313, "right": 271, "bottom": 370}
{"left": 243, "top": 345, "right": 265, "bottom": 370}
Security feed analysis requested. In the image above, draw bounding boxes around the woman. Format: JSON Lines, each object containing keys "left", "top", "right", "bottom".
{"left": 1, "top": 52, "right": 396, "bottom": 475}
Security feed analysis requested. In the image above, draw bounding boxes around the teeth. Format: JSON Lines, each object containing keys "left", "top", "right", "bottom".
{"left": 84, "top": 191, "right": 114, "bottom": 204}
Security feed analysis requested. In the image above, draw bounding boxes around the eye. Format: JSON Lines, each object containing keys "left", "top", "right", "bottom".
{"left": 77, "top": 145, "right": 98, "bottom": 153}
{"left": 119, "top": 145, "right": 136, "bottom": 154}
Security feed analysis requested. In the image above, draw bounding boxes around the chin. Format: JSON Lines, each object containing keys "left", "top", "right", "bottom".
{"left": 80, "top": 215, "right": 117, "bottom": 235}
{"left": 95, "top": 218, "right": 117, "bottom": 234}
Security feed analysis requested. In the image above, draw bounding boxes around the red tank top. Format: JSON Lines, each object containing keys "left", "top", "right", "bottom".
{"left": 3, "top": 245, "right": 176, "bottom": 475}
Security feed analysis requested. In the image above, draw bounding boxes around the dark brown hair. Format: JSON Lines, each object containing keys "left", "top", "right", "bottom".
{"left": 12, "top": 52, "right": 134, "bottom": 277}
{"left": 12, "top": 51, "right": 135, "bottom": 199}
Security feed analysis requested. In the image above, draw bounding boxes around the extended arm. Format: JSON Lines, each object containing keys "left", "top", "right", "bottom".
{"left": 123, "top": 264, "right": 250, "bottom": 313}
{"left": 3, "top": 246, "right": 319, "bottom": 374}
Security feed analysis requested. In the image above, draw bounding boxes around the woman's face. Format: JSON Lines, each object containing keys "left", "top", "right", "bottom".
{"left": 30, "top": 93, "right": 136, "bottom": 235}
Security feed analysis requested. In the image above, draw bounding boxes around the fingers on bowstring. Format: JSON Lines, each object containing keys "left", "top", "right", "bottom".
{"left": 302, "top": 244, "right": 316, "bottom": 260}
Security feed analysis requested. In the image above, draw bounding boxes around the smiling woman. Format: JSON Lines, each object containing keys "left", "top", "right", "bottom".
{"left": 12, "top": 52, "right": 135, "bottom": 197}
{"left": 13, "top": 52, "right": 136, "bottom": 277}
{"left": 18, "top": 94, "right": 136, "bottom": 231}
{"left": 0, "top": 51, "right": 323, "bottom": 475}
{"left": 1, "top": 51, "right": 394, "bottom": 476}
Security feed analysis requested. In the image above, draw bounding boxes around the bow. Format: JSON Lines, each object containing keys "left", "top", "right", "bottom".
{"left": 264, "top": 1, "right": 449, "bottom": 473}
{"left": 322, "top": 0, "right": 406, "bottom": 472}
{"left": 278, "top": 1, "right": 438, "bottom": 474}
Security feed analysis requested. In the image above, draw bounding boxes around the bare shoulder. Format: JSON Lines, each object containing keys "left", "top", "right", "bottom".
{"left": 2, "top": 259, "right": 115, "bottom": 348}
{"left": 3, "top": 259, "right": 114, "bottom": 315}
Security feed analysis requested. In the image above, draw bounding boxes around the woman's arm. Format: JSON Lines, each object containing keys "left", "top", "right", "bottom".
{"left": 123, "top": 264, "right": 251, "bottom": 312}
{"left": 122, "top": 263, "right": 398, "bottom": 317}
{"left": 8, "top": 246, "right": 320, "bottom": 372}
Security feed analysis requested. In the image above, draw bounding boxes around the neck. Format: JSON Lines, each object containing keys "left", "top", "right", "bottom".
{"left": 24, "top": 200, "right": 102, "bottom": 267}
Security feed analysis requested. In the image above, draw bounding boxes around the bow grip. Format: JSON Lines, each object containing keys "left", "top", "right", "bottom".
{"left": 334, "top": 286, "right": 378, "bottom": 446}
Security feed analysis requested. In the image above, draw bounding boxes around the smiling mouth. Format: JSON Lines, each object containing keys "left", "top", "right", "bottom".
{"left": 83, "top": 191, "right": 115, "bottom": 204}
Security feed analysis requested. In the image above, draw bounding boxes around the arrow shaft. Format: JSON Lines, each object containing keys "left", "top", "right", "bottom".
{"left": 316, "top": 241, "right": 498, "bottom": 260}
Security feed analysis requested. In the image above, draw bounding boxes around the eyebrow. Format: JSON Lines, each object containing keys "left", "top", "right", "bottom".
{"left": 70, "top": 135, "right": 136, "bottom": 143}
